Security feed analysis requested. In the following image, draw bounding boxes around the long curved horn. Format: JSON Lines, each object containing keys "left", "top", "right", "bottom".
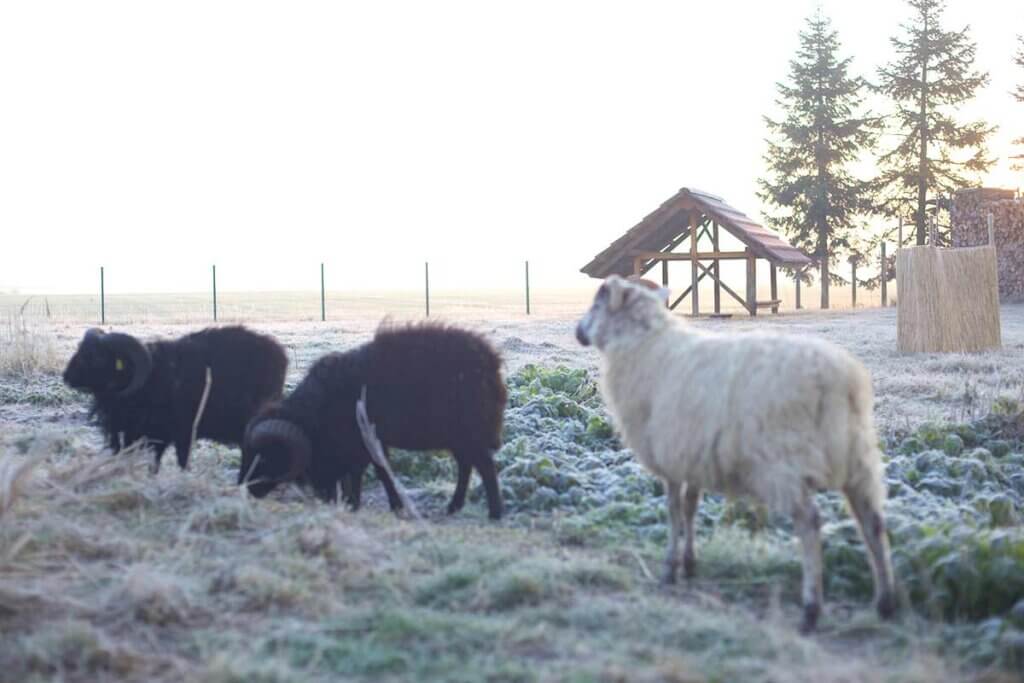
{"left": 101, "top": 333, "right": 153, "bottom": 395}
{"left": 247, "top": 418, "right": 312, "bottom": 481}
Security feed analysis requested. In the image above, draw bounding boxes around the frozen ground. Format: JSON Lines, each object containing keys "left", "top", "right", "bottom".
{"left": 13, "top": 303, "right": 1024, "bottom": 436}
{"left": 3, "top": 306, "right": 1024, "bottom": 681}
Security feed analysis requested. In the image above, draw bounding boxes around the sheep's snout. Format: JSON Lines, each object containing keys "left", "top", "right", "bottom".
{"left": 575, "top": 321, "right": 591, "bottom": 346}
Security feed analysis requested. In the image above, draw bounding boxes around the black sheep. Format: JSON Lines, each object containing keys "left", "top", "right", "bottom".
{"left": 63, "top": 326, "right": 287, "bottom": 471}
{"left": 240, "top": 322, "right": 506, "bottom": 519}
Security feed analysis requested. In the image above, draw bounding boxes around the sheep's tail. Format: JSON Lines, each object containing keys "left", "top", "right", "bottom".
{"left": 844, "top": 366, "right": 887, "bottom": 508}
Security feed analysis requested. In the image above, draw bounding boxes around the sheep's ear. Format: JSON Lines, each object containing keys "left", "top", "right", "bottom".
{"left": 606, "top": 276, "right": 627, "bottom": 311}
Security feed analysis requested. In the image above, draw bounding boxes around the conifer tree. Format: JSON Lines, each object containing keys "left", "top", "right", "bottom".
{"left": 760, "top": 11, "right": 877, "bottom": 309}
{"left": 1013, "top": 36, "right": 1023, "bottom": 172}
{"left": 875, "top": 0, "right": 994, "bottom": 244}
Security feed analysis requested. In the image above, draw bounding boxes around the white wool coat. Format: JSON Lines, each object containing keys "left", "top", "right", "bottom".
{"left": 599, "top": 320, "right": 885, "bottom": 513}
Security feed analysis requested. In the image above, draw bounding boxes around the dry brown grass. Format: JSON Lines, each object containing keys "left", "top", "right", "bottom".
{"left": 0, "top": 433, "right": 995, "bottom": 683}
{"left": 0, "top": 316, "right": 62, "bottom": 376}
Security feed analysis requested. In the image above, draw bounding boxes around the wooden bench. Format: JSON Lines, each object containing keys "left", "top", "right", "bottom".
{"left": 755, "top": 299, "right": 782, "bottom": 314}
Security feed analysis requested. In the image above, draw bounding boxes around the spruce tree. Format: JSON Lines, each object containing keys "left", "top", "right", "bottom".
{"left": 759, "top": 11, "right": 877, "bottom": 309}
{"left": 875, "top": 0, "right": 994, "bottom": 245}
{"left": 1013, "top": 35, "right": 1023, "bottom": 172}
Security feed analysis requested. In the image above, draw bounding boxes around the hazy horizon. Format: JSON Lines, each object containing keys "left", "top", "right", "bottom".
{"left": 1, "top": 0, "right": 1021, "bottom": 296}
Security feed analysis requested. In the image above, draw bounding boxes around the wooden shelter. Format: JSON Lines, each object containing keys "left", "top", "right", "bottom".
{"left": 580, "top": 187, "right": 813, "bottom": 316}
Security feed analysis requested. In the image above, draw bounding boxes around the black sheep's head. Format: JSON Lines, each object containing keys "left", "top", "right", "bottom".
{"left": 63, "top": 328, "right": 154, "bottom": 396}
{"left": 239, "top": 414, "right": 312, "bottom": 498}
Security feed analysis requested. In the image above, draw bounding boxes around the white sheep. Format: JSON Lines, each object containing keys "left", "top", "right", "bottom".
{"left": 575, "top": 275, "right": 896, "bottom": 632}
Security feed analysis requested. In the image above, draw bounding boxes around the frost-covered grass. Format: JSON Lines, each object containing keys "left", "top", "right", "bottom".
{"left": 4, "top": 318, "right": 1024, "bottom": 681}
{"left": 0, "top": 317, "right": 63, "bottom": 377}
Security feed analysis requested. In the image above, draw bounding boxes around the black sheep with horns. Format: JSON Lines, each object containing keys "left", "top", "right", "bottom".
{"left": 240, "top": 322, "right": 506, "bottom": 519}
{"left": 63, "top": 326, "right": 287, "bottom": 471}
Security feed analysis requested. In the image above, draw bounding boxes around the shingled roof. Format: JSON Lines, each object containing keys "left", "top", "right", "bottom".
{"left": 580, "top": 187, "right": 813, "bottom": 278}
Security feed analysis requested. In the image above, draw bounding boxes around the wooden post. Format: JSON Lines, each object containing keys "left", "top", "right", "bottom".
{"left": 929, "top": 216, "right": 937, "bottom": 246}
{"left": 795, "top": 271, "right": 802, "bottom": 310}
{"left": 212, "top": 264, "right": 218, "bottom": 322}
{"left": 100, "top": 266, "right": 105, "bottom": 325}
{"left": 851, "top": 260, "right": 857, "bottom": 308}
{"left": 633, "top": 256, "right": 642, "bottom": 277}
{"left": 987, "top": 212, "right": 995, "bottom": 246}
{"left": 769, "top": 264, "right": 778, "bottom": 314}
{"left": 525, "top": 260, "right": 531, "bottom": 315}
{"left": 320, "top": 263, "right": 326, "bottom": 322}
{"left": 690, "top": 211, "right": 699, "bottom": 316}
{"left": 745, "top": 253, "right": 757, "bottom": 316}
{"left": 880, "top": 243, "right": 888, "bottom": 307}
{"left": 898, "top": 216, "right": 903, "bottom": 249}
{"left": 712, "top": 221, "right": 721, "bottom": 314}
{"left": 661, "top": 259, "right": 668, "bottom": 286}
{"left": 424, "top": 262, "right": 430, "bottom": 317}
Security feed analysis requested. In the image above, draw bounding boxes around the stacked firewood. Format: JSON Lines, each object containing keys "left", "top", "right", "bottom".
{"left": 951, "top": 188, "right": 1024, "bottom": 302}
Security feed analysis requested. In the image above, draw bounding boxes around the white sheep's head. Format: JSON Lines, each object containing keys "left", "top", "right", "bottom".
{"left": 576, "top": 275, "right": 670, "bottom": 350}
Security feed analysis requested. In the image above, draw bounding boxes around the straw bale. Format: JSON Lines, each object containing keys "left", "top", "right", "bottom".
{"left": 896, "top": 245, "right": 1001, "bottom": 353}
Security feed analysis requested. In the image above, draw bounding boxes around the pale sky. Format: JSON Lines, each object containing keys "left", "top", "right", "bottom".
{"left": 1, "top": 1, "right": 1020, "bottom": 295}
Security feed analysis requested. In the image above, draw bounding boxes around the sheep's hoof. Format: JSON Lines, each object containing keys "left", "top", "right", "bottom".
{"left": 876, "top": 591, "right": 898, "bottom": 620}
{"left": 661, "top": 561, "right": 678, "bottom": 586}
{"left": 446, "top": 501, "right": 463, "bottom": 515}
{"left": 683, "top": 555, "right": 696, "bottom": 580}
{"left": 799, "top": 603, "right": 821, "bottom": 634}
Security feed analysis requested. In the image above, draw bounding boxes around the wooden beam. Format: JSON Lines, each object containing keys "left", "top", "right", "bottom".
{"left": 633, "top": 250, "right": 751, "bottom": 261}
{"left": 690, "top": 211, "right": 699, "bottom": 316}
{"left": 881, "top": 243, "right": 888, "bottom": 307}
{"left": 851, "top": 260, "right": 858, "bottom": 308}
{"left": 746, "top": 253, "right": 757, "bottom": 316}
{"left": 633, "top": 256, "right": 642, "bottom": 277}
{"left": 712, "top": 221, "right": 721, "bottom": 314}
{"left": 769, "top": 264, "right": 778, "bottom": 314}
{"left": 670, "top": 269, "right": 711, "bottom": 310}
{"left": 795, "top": 271, "right": 802, "bottom": 309}
{"left": 661, "top": 259, "right": 669, "bottom": 286}
{"left": 695, "top": 259, "right": 747, "bottom": 310}
{"left": 639, "top": 228, "right": 691, "bottom": 275}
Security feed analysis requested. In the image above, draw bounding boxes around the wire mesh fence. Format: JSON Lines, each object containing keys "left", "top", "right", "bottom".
{"left": 0, "top": 257, "right": 896, "bottom": 327}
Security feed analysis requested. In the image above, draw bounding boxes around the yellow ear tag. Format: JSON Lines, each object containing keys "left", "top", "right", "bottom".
{"left": 115, "top": 358, "right": 125, "bottom": 372}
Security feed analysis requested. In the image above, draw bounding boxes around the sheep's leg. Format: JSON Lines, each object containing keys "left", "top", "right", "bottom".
{"left": 845, "top": 488, "right": 897, "bottom": 620}
{"left": 173, "top": 437, "right": 191, "bottom": 471}
{"left": 447, "top": 455, "right": 473, "bottom": 515}
{"left": 792, "top": 496, "right": 824, "bottom": 633}
{"left": 681, "top": 483, "right": 701, "bottom": 579}
{"left": 151, "top": 442, "right": 169, "bottom": 474}
{"left": 662, "top": 479, "right": 684, "bottom": 585}
{"left": 473, "top": 454, "right": 503, "bottom": 520}
{"left": 346, "top": 465, "right": 367, "bottom": 510}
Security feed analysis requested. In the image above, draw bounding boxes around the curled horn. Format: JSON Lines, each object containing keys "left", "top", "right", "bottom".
{"left": 247, "top": 419, "right": 312, "bottom": 482}
{"left": 101, "top": 333, "right": 153, "bottom": 395}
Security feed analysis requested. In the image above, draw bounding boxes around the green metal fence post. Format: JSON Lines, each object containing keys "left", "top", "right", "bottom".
{"left": 525, "top": 260, "right": 531, "bottom": 315}
{"left": 212, "top": 265, "right": 218, "bottom": 322}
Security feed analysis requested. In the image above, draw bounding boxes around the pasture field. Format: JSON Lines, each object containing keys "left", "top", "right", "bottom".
{"left": 2, "top": 306, "right": 1024, "bottom": 682}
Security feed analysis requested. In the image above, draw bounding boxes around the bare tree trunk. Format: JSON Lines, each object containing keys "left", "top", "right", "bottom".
{"left": 916, "top": 12, "right": 930, "bottom": 246}
{"left": 818, "top": 225, "right": 830, "bottom": 309}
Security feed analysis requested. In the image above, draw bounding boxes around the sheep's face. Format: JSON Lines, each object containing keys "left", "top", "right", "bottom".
{"left": 239, "top": 439, "right": 290, "bottom": 498}
{"left": 240, "top": 415, "right": 313, "bottom": 498}
{"left": 63, "top": 331, "right": 128, "bottom": 393}
{"left": 576, "top": 275, "right": 670, "bottom": 350}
